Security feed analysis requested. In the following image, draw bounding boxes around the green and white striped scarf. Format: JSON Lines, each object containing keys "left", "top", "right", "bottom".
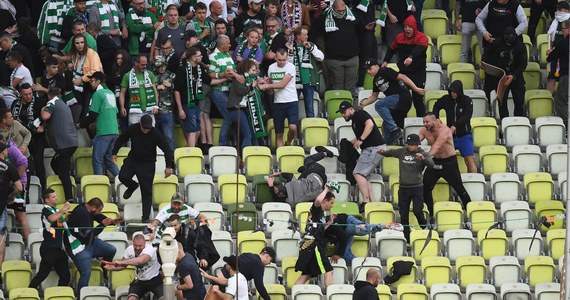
{"left": 324, "top": 5, "right": 355, "bottom": 32}
{"left": 44, "top": 205, "right": 85, "bottom": 255}
{"left": 128, "top": 69, "right": 157, "bottom": 111}
{"left": 98, "top": 1, "right": 120, "bottom": 32}
{"left": 37, "top": 0, "right": 72, "bottom": 44}
{"left": 376, "top": 0, "right": 413, "bottom": 27}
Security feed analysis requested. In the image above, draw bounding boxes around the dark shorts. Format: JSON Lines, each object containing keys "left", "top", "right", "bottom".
{"left": 182, "top": 106, "right": 201, "bottom": 133}
{"left": 128, "top": 274, "right": 163, "bottom": 299}
{"left": 273, "top": 102, "right": 299, "bottom": 134}
{"left": 296, "top": 241, "right": 333, "bottom": 277}
{"left": 454, "top": 134, "right": 474, "bottom": 157}
{"left": 547, "top": 60, "right": 560, "bottom": 80}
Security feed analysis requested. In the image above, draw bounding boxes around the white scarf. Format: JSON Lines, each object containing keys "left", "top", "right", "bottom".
{"left": 324, "top": 6, "right": 355, "bottom": 32}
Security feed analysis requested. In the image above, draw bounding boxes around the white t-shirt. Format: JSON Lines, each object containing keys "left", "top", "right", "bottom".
{"left": 123, "top": 244, "right": 161, "bottom": 281}
{"left": 11, "top": 65, "right": 33, "bottom": 87}
{"left": 226, "top": 273, "right": 249, "bottom": 300}
{"left": 268, "top": 62, "right": 298, "bottom": 104}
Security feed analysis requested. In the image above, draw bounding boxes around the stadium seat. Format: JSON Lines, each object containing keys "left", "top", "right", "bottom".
{"left": 426, "top": 63, "right": 444, "bottom": 90}
{"left": 546, "top": 144, "right": 567, "bottom": 176}
{"left": 28, "top": 176, "right": 42, "bottom": 204}
{"left": 152, "top": 174, "right": 179, "bottom": 207}
{"left": 114, "top": 286, "right": 129, "bottom": 300}
{"left": 73, "top": 147, "right": 94, "bottom": 178}
{"left": 500, "top": 201, "right": 531, "bottom": 233}
{"left": 489, "top": 256, "right": 520, "bottom": 289}
{"left": 546, "top": 229, "right": 565, "bottom": 260}
{"left": 536, "top": 34, "right": 549, "bottom": 64}
{"left": 535, "top": 282, "right": 561, "bottom": 300}
{"left": 465, "top": 284, "right": 496, "bottom": 300}
{"left": 386, "top": 256, "right": 417, "bottom": 288}
{"left": 295, "top": 202, "right": 313, "bottom": 234}
{"left": 500, "top": 283, "right": 531, "bottom": 300}
{"left": 114, "top": 147, "right": 130, "bottom": 170}
{"left": 430, "top": 283, "right": 461, "bottom": 300}
{"left": 115, "top": 176, "right": 141, "bottom": 207}
{"left": 466, "top": 201, "right": 497, "bottom": 233}
{"left": 237, "top": 231, "right": 266, "bottom": 255}
{"left": 383, "top": 146, "right": 403, "bottom": 178}
{"left": 512, "top": 145, "right": 542, "bottom": 176}
{"left": 209, "top": 146, "right": 238, "bottom": 178}
{"left": 263, "top": 263, "right": 279, "bottom": 284}
{"left": 217, "top": 174, "right": 248, "bottom": 205}
{"left": 242, "top": 146, "right": 273, "bottom": 177}
{"left": 27, "top": 232, "right": 43, "bottom": 266}
{"left": 389, "top": 174, "right": 400, "bottom": 204}
{"left": 512, "top": 229, "right": 544, "bottom": 260}
{"left": 121, "top": 203, "right": 146, "bottom": 223}
{"left": 262, "top": 202, "right": 293, "bottom": 232}
{"left": 46, "top": 175, "right": 76, "bottom": 205}
{"left": 301, "top": 118, "right": 330, "bottom": 148}
{"left": 194, "top": 202, "right": 225, "bottom": 231}
{"left": 334, "top": 118, "right": 355, "bottom": 144}
{"left": 523, "top": 172, "right": 554, "bottom": 204}
{"left": 271, "top": 229, "right": 300, "bottom": 264}
{"left": 525, "top": 90, "right": 554, "bottom": 121}
{"left": 455, "top": 256, "right": 486, "bottom": 289}
{"left": 535, "top": 116, "right": 565, "bottom": 147}
{"left": 99, "top": 231, "right": 129, "bottom": 261}
{"left": 327, "top": 258, "right": 348, "bottom": 285}
{"left": 443, "top": 229, "right": 475, "bottom": 262}
{"left": 309, "top": 146, "right": 339, "bottom": 173}
{"left": 534, "top": 201, "right": 565, "bottom": 232}
{"left": 262, "top": 284, "right": 287, "bottom": 300}
{"left": 330, "top": 201, "right": 359, "bottom": 217}
{"left": 377, "top": 285, "right": 392, "bottom": 300}
{"left": 365, "top": 201, "right": 394, "bottom": 225}
{"left": 479, "top": 145, "right": 508, "bottom": 176}
{"left": 298, "top": 91, "right": 322, "bottom": 119}
{"left": 421, "top": 9, "right": 448, "bottom": 39}
{"left": 79, "top": 287, "right": 111, "bottom": 300}
{"left": 447, "top": 63, "right": 476, "bottom": 89}
{"left": 100, "top": 203, "right": 120, "bottom": 231}
{"left": 267, "top": 118, "right": 290, "bottom": 149}
{"left": 522, "top": 34, "right": 532, "bottom": 59}
{"left": 327, "top": 284, "right": 355, "bottom": 300}
{"left": 525, "top": 256, "right": 557, "bottom": 287}
{"left": 44, "top": 286, "right": 75, "bottom": 300}
{"left": 2, "top": 260, "right": 31, "bottom": 293}
{"left": 174, "top": 147, "right": 203, "bottom": 178}
{"left": 81, "top": 175, "right": 111, "bottom": 202}
{"left": 460, "top": 173, "right": 487, "bottom": 201}
{"left": 477, "top": 228, "right": 508, "bottom": 260}
{"left": 282, "top": 257, "right": 303, "bottom": 289}
{"left": 421, "top": 256, "right": 451, "bottom": 288}
{"left": 183, "top": 174, "right": 214, "bottom": 205}
{"left": 523, "top": 62, "right": 543, "bottom": 90}
{"left": 351, "top": 257, "right": 382, "bottom": 282}
{"left": 397, "top": 283, "right": 428, "bottom": 300}
{"left": 211, "top": 230, "right": 233, "bottom": 260}
{"left": 463, "top": 89, "right": 488, "bottom": 118}
{"left": 23, "top": 204, "right": 44, "bottom": 239}
{"left": 108, "top": 266, "right": 135, "bottom": 294}
{"left": 470, "top": 117, "right": 498, "bottom": 149}
{"left": 73, "top": 260, "right": 103, "bottom": 287}
{"left": 251, "top": 174, "right": 276, "bottom": 205}
{"left": 424, "top": 90, "right": 448, "bottom": 111}
{"left": 434, "top": 201, "right": 463, "bottom": 233}
{"left": 292, "top": 284, "right": 323, "bottom": 300}
{"left": 559, "top": 172, "right": 567, "bottom": 200}
{"left": 501, "top": 116, "right": 532, "bottom": 147}
{"left": 375, "top": 229, "right": 407, "bottom": 261}
{"left": 155, "top": 148, "right": 167, "bottom": 173}
{"left": 437, "top": 35, "right": 462, "bottom": 65}
{"left": 326, "top": 173, "right": 352, "bottom": 202}
{"left": 5, "top": 233, "right": 24, "bottom": 261}
{"left": 43, "top": 148, "right": 56, "bottom": 177}
{"left": 325, "top": 90, "right": 353, "bottom": 122}
{"left": 276, "top": 146, "right": 305, "bottom": 173}
{"left": 403, "top": 118, "right": 428, "bottom": 146}
{"left": 8, "top": 288, "right": 39, "bottom": 300}
{"left": 490, "top": 173, "right": 521, "bottom": 204}
{"left": 227, "top": 202, "right": 256, "bottom": 233}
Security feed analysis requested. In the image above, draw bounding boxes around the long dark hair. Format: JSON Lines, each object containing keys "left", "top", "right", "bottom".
{"left": 111, "top": 49, "right": 131, "bottom": 76}
{"left": 69, "top": 33, "right": 88, "bottom": 58}
{"left": 235, "top": 59, "right": 258, "bottom": 75}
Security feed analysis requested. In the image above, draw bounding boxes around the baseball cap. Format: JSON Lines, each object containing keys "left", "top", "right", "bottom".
{"left": 336, "top": 101, "right": 353, "bottom": 114}
{"left": 557, "top": 1, "right": 570, "bottom": 9}
{"left": 171, "top": 192, "right": 184, "bottom": 203}
{"left": 88, "top": 71, "right": 106, "bottom": 82}
{"left": 0, "top": 142, "right": 7, "bottom": 153}
{"left": 261, "top": 246, "right": 276, "bottom": 262}
{"left": 140, "top": 114, "right": 153, "bottom": 129}
{"left": 183, "top": 30, "right": 197, "bottom": 40}
{"left": 362, "top": 58, "right": 379, "bottom": 69}
{"left": 223, "top": 255, "right": 238, "bottom": 270}
{"left": 406, "top": 134, "right": 421, "bottom": 145}
{"left": 248, "top": 0, "right": 263, "bottom": 4}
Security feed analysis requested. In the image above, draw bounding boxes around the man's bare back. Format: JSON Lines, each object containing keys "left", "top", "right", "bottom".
{"left": 419, "top": 116, "right": 456, "bottom": 159}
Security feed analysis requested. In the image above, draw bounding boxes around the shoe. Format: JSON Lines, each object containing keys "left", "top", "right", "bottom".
{"left": 388, "top": 128, "right": 403, "bottom": 145}
{"left": 123, "top": 183, "right": 139, "bottom": 200}
{"left": 315, "top": 146, "right": 334, "bottom": 157}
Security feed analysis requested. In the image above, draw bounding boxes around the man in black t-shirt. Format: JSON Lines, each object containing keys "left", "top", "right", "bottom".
{"left": 0, "top": 141, "right": 23, "bottom": 266}
{"left": 29, "top": 189, "right": 71, "bottom": 289}
{"left": 175, "top": 243, "right": 207, "bottom": 299}
{"left": 358, "top": 58, "right": 425, "bottom": 145}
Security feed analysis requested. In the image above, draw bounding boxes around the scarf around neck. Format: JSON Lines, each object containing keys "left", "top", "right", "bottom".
{"left": 186, "top": 62, "right": 205, "bottom": 107}
{"left": 128, "top": 69, "right": 156, "bottom": 111}
{"left": 324, "top": 6, "right": 355, "bottom": 32}
{"left": 282, "top": 1, "right": 302, "bottom": 42}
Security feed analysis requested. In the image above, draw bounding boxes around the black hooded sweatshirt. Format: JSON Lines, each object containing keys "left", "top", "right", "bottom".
{"left": 481, "top": 27, "right": 527, "bottom": 81}
{"left": 432, "top": 80, "right": 474, "bottom": 138}
{"left": 353, "top": 281, "right": 379, "bottom": 300}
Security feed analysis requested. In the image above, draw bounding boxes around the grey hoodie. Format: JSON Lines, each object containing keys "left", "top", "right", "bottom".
{"left": 383, "top": 146, "right": 434, "bottom": 187}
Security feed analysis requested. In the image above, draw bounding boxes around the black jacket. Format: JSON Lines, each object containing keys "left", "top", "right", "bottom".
{"left": 353, "top": 281, "right": 379, "bottom": 300}
{"left": 481, "top": 27, "right": 527, "bottom": 80}
{"left": 432, "top": 80, "right": 473, "bottom": 137}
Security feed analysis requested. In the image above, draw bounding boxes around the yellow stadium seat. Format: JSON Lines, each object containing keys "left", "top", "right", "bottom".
{"left": 152, "top": 174, "right": 179, "bottom": 207}
{"left": 477, "top": 228, "right": 508, "bottom": 260}
{"left": 424, "top": 90, "right": 448, "bottom": 111}
{"left": 73, "top": 147, "right": 94, "bottom": 178}
{"left": 470, "top": 117, "right": 498, "bottom": 149}
{"left": 546, "top": 144, "right": 568, "bottom": 176}
{"left": 242, "top": 146, "right": 273, "bottom": 177}
{"left": 44, "top": 286, "right": 75, "bottom": 300}
{"left": 389, "top": 174, "right": 400, "bottom": 204}
{"left": 535, "top": 116, "right": 566, "bottom": 147}
{"left": 410, "top": 230, "right": 440, "bottom": 260}
{"left": 470, "top": 36, "right": 482, "bottom": 66}
{"left": 267, "top": 118, "right": 290, "bottom": 149}
{"left": 434, "top": 201, "right": 463, "bottom": 233}
{"left": 209, "top": 146, "right": 238, "bottom": 178}
{"left": 501, "top": 116, "right": 532, "bottom": 147}
{"left": 437, "top": 35, "right": 462, "bottom": 65}
{"left": 237, "top": 231, "right": 266, "bottom": 254}
{"left": 421, "top": 256, "right": 452, "bottom": 288}
{"left": 546, "top": 229, "right": 565, "bottom": 260}
{"left": 421, "top": 9, "right": 448, "bottom": 40}
{"left": 456, "top": 256, "right": 486, "bottom": 289}
{"left": 46, "top": 175, "right": 76, "bottom": 204}
{"left": 8, "top": 288, "right": 39, "bottom": 300}
{"left": 524, "top": 256, "right": 555, "bottom": 287}
{"left": 365, "top": 202, "right": 395, "bottom": 225}
{"left": 217, "top": 174, "right": 247, "bottom": 205}
{"left": 382, "top": 146, "right": 402, "bottom": 178}
{"left": 2, "top": 260, "right": 31, "bottom": 293}
{"left": 351, "top": 235, "right": 370, "bottom": 257}
{"left": 282, "top": 257, "right": 303, "bottom": 289}
{"left": 432, "top": 178, "right": 451, "bottom": 203}
{"left": 73, "top": 260, "right": 103, "bottom": 287}
{"left": 276, "top": 146, "right": 305, "bottom": 173}
{"left": 259, "top": 284, "right": 287, "bottom": 300}
{"left": 174, "top": 147, "right": 203, "bottom": 178}
{"left": 523, "top": 62, "right": 542, "bottom": 90}
{"left": 534, "top": 200, "right": 565, "bottom": 232}
{"left": 397, "top": 283, "right": 428, "bottom": 300}
{"left": 447, "top": 63, "right": 476, "bottom": 89}
{"left": 99, "top": 203, "right": 120, "bottom": 232}
{"left": 174, "top": 124, "right": 186, "bottom": 148}
{"left": 81, "top": 175, "right": 111, "bottom": 202}
{"left": 325, "top": 90, "right": 353, "bottom": 122}
{"left": 524, "top": 89, "right": 554, "bottom": 121}
{"left": 114, "top": 147, "right": 130, "bottom": 169}
{"left": 295, "top": 202, "right": 313, "bottom": 234}
{"left": 301, "top": 118, "right": 330, "bottom": 148}
{"left": 522, "top": 34, "right": 532, "bottom": 59}
{"left": 536, "top": 34, "right": 549, "bottom": 64}
{"left": 466, "top": 201, "right": 497, "bottom": 233}
{"left": 377, "top": 284, "right": 392, "bottom": 300}
{"left": 108, "top": 266, "right": 135, "bottom": 294}
{"left": 479, "top": 145, "right": 508, "bottom": 176}
{"left": 386, "top": 256, "right": 417, "bottom": 288}
{"left": 523, "top": 172, "right": 553, "bottom": 204}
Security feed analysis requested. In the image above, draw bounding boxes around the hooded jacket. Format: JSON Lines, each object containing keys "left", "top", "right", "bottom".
{"left": 481, "top": 26, "right": 527, "bottom": 80}
{"left": 383, "top": 15, "right": 428, "bottom": 73}
{"left": 432, "top": 80, "right": 474, "bottom": 138}
{"left": 353, "top": 281, "right": 379, "bottom": 300}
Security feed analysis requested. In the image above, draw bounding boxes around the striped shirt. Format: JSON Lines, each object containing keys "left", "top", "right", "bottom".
{"left": 208, "top": 48, "right": 235, "bottom": 91}
{"left": 152, "top": 204, "right": 200, "bottom": 245}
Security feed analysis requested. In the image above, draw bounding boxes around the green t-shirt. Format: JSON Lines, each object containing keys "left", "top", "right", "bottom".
{"left": 90, "top": 85, "right": 119, "bottom": 135}
{"left": 62, "top": 32, "right": 98, "bottom": 55}
{"left": 120, "top": 70, "right": 157, "bottom": 111}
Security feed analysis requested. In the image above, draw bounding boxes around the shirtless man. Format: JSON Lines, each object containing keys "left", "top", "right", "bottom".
{"left": 419, "top": 112, "right": 471, "bottom": 218}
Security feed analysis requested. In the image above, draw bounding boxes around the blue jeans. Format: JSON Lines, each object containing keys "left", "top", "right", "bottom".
{"left": 70, "top": 238, "right": 116, "bottom": 291}
{"left": 229, "top": 109, "right": 252, "bottom": 151}
{"left": 374, "top": 94, "right": 399, "bottom": 140}
{"left": 155, "top": 114, "right": 175, "bottom": 150}
{"left": 210, "top": 89, "right": 231, "bottom": 146}
{"left": 298, "top": 84, "right": 316, "bottom": 118}
{"left": 343, "top": 215, "right": 383, "bottom": 262}
{"left": 92, "top": 134, "right": 119, "bottom": 177}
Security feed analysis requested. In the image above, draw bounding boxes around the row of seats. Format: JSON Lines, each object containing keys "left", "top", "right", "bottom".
{"left": 6, "top": 286, "right": 115, "bottom": 300}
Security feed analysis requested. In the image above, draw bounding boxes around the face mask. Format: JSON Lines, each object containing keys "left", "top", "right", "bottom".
{"left": 504, "top": 34, "right": 516, "bottom": 46}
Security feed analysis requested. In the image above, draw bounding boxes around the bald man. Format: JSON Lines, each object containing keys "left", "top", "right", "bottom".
{"left": 353, "top": 269, "right": 381, "bottom": 300}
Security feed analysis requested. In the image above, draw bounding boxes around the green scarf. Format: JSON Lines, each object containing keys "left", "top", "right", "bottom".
{"left": 37, "top": 0, "right": 72, "bottom": 44}
{"left": 192, "top": 20, "right": 211, "bottom": 45}
{"left": 128, "top": 69, "right": 156, "bottom": 111}
{"left": 98, "top": 1, "right": 120, "bottom": 32}
{"left": 236, "top": 41, "right": 259, "bottom": 61}
{"left": 377, "top": 0, "right": 413, "bottom": 27}
{"left": 245, "top": 74, "right": 266, "bottom": 138}
{"left": 45, "top": 205, "right": 85, "bottom": 255}
{"left": 186, "top": 63, "right": 205, "bottom": 108}
{"left": 324, "top": 6, "right": 355, "bottom": 32}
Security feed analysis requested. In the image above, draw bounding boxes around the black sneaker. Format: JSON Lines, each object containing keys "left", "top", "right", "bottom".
{"left": 388, "top": 128, "right": 403, "bottom": 145}
{"left": 123, "top": 183, "right": 139, "bottom": 200}
{"left": 315, "top": 146, "right": 334, "bottom": 157}
{"left": 359, "top": 202, "right": 367, "bottom": 214}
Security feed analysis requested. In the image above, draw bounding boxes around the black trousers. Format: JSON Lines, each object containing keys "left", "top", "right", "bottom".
{"left": 128, "top": 274, "right": 164, "bottom": 299}
{"left": 398, "top": 186, "right": 427, "bottom": 242}
{"left": 484, "top": 73, "right": 525, "bottom": 119}
{"left": 528, "top": 0, "right": 556, "bottom": 42}
{"left": 30, "top": 135, "right": 47, "bottom": 189}
{"left": 423, "top": 156, "right": 471, "bottom": 217}
{"left": 51, "top": 146, "right": 77, "bottom": 201}
{"left": 29, "top": 246, "right": 71, "bottom": 288}
{"left": 119, "top": 157, "right": 155, "bottom": 221}
{"left": 401, "top": 70, "right": 426, "bottom": 117}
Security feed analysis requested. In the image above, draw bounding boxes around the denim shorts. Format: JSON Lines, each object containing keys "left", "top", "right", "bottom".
{"left": 182, "top": 106, "right": 201, "bottom": 133}
{"left": 273, "top": 102, "right": 299, "bottom": 134}
{"left": 454, "top": 134, "right": 474, "bottom": 157}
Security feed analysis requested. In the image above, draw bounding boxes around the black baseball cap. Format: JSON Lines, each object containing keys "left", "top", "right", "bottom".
{"left": 406, "top": 134, "right": 421, "bottom": 145}
{"left": 223, "top": 255, "right": 238, "bottom": 270}
{"left": 261, "top": 247, "right": 276, "bottom": 262}
{"left": 140, "top": 114, "right": 153, "bottom": 129}
{"left": 363, "top": 58, "right": 379, "bottom": 69}
{"left": 183, "top": 30, "right": 197, "bottom": 40}
{"left": 557, "top": 1, "right": 570, "bottom": 10}
{"left": 88, "top": 71, "right": 106, "bottom": 82}
{"left": 336, "top": 101, "right": 353, "bottom": 114}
